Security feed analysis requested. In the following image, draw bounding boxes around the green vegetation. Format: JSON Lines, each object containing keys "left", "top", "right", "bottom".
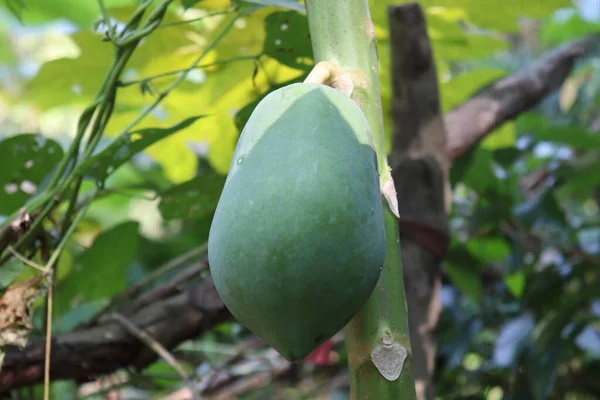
{"left": 0, "top": 0, "right": 598, "bottom": 399}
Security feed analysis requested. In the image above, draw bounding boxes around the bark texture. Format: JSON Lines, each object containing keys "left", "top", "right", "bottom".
{"left": 388, "top": 4, "right": 449, "bottom": 400}
{"left": 446, "top": 34, "right": 600, "bottom": 161}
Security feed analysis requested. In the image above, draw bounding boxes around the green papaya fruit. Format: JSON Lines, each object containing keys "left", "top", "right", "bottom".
{"left": 208, "top": 82, "right": 386, "bottom": 361}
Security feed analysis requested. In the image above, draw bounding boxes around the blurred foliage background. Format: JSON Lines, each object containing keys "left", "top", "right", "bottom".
{"left": 0, "top": 0, "right": 599, "bottom": 399}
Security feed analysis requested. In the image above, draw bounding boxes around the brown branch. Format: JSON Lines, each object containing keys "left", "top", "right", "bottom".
{"left": 446, "top": 34, "right": 600, "bottom": 161}
{"left": 0, "top": 276, "right": 229, "bottom": 393}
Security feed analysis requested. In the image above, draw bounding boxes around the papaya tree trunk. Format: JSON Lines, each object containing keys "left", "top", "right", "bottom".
{"left": 304, "top": 1, "right": 417, "bottom": 399}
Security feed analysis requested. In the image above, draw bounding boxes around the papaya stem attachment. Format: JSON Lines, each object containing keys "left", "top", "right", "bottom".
{"left": 304, "top": 61, "right": 354, "bottom": 97}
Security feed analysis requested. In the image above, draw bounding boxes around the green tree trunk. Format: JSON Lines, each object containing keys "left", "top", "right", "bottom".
{"left": 304, "top": 1, "right": 417, "bottom": 399}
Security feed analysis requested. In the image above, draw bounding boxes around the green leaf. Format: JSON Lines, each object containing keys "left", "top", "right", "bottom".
{"left": 444, "top": 245, "right": 483, "bottom": 303}
{"left": 427, "top": 12, "right": 509, "bottom": 61}
{"left": 505, "top": 271, "right": 526, "bottom": 298}
{"left": 556, "top": 155, "right": 600, "bottom": 200}
{"left": 513, "top": 188, "right": 566, "bottom": 228}
{"left": 25, "top": 16, "right": 198, "bottom": 109}
{"left": 443, "top": 262, "right": 482, "bottom": 304}
{"left": 2, "top": 0, "right": 25, "bottom": 22}
{"left": 442, "top": 67, "right": 508, "bottom": 112}
{"left": 541, "top": 8, "right": 600, "bottom": 45}
{"left": 518, "top": 114, "right": 600, "bottom": 149}
{"left": 262, "top": 11, "right": 313, "bottom": 70}
{"left": 451, "top": 147, "right": 497, "bottom": 192}
{"left": 0, "top": 0, "right": 137, "bottom": 28}
{"left": 239, "top": 0, "right": 305, "bottom": 12}
{"left": 418, "top": 0, "right": 572, "bottom": 32}
{"left": 480, "top": 122, "right": 516, "bottom": 150}
{"left": 466, "top": 237, "right": 511, "bottom": 263}
{"left": 158, "top": 173, "right": 226, "bottom": 220}
{"left": 54, "top": 299, "right": 109, "bottom": 332}
{"left": 55, "top": 221, "right": 141, "bottom": 317}
{"left": 0, "top": 134, "right": 64, "bottom": 216}
{"left": 0, "top": 259, "right": 25, "bottom": 290}
{"left": 181, "top": 0, "right": 203, "bottom": 8}
{"left": 492, "top": 147, "right": 522, "bottom": 168}
{"left": 0, "top": 30, "right": 17, "bottom": 64}
{"left": 80, "top": 116, "right": 205, "bottom": 183}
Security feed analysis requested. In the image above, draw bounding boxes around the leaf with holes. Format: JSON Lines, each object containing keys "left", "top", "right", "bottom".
{"left": 0, "top": 134, "right": 64, "bottom": 216}
{"left": 158, "top": 173, "right": 226, "bottom": 220}
{"left": 263, "top": 11, "right": 313, "bottom": 70}
{"left": 79, "top": 116, "right": 205, "bottom": 183}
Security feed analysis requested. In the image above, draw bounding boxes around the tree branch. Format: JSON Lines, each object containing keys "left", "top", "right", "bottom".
{"left": 0, "top": 276, "right": 229, "bottom": 393}
{"left": 446, "top": 34, "right": 600, "bottom": 161}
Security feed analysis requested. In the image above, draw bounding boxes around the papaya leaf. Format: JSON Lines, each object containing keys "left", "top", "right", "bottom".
{"left": 0, "top": 134, "right": 64, "bottom": 216}
{"left": 158, "top": 173, "right": 226, "bottom": 220}
{"left": 79, "top": 116, "right": 206, "bottom": 183}
{"left": 263, "top": 11, "right": 313, "bottom": 70}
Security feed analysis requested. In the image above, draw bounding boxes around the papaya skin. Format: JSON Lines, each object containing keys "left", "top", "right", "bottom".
{"left": 208, "top": 83, "right": 386, "bottom": 361}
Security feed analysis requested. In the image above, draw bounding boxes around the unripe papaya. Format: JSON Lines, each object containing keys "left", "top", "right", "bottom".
{"left": 208, "top": 83, "right": 386, "bottom": 361}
